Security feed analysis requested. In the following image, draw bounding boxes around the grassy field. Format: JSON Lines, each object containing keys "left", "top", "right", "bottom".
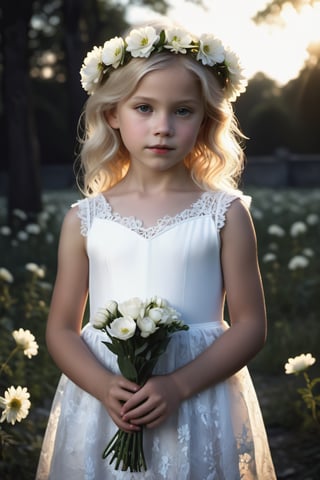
{"left": 0, "top": 188, "right": 319, "bottom": 479}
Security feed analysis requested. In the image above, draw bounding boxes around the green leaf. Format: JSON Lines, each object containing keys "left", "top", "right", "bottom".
{"left": 102, "top": 341, "right": 120, "bottom": 356}
{"left": 134, "top": 342, "right": 149, "bottom": 356}
{"left": 118, "top": 355, "right": 138, "bottom": 382}
{"left": 310, "top": 377, "right": 320, "bottom": 388}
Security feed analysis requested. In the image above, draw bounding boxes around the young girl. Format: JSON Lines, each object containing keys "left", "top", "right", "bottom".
{"left": 37, "top": 22, "right": 276, "bottom": 479}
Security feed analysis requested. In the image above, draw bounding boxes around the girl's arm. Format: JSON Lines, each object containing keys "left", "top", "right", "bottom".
{"left": 46, "top": 207, "right": 139, "bottom": 432}
{"left": 121, "top": 199, "right": 267, "bottom": 427}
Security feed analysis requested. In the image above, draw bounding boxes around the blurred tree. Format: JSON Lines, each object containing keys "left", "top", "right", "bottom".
{"left": 235, "top": 73, "right": 280, "bottom": 134}
{"left": 245, "top": 102, "right": 293, "bottom": 155}
{"left": 1, "top": 0, "right": 42, "bottom": 223}
{"left": 235, "top": 73, "right": 295, "bottom": 155}
{"left": 252, "top": 1, "right": 320, "bottom": 155}
{"left": 0, "top": 0, "right": 170, "bottom": 219}
{"left": 253, "top": 0, "right": 319, "bottom": 23}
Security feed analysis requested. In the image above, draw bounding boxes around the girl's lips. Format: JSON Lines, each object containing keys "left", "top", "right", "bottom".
{"left": 147, "top": 145, "right": 174, "bottom": 153}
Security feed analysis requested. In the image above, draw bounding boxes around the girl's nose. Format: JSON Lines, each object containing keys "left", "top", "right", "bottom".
{"left": 153, "top": 113, "right": 174, "bottom": 137}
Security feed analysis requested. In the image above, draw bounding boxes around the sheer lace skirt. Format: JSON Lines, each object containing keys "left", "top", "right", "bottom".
{"left": 36, "top": 322, "right": 276, "bottom": 480}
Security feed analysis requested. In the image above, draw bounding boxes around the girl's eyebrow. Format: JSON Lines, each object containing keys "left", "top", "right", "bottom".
{"left": 130, "top": 95, "right": 199, "bottom": 105}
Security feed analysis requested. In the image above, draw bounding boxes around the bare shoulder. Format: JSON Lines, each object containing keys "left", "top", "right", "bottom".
{"left": 58, "top": 203, "right": 85, "bottom": 252}
{"left": 60, "top": 202, "right": 83, "bottom": 232}
{"left": 221, "top": 197, "right": 257, "bottom": 251}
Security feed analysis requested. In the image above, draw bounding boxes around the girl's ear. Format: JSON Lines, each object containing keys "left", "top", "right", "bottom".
{"left": 105, "top": 108, "right": 119, "bottom": 129}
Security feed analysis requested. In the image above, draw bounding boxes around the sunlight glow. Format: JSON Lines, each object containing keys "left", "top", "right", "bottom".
{"left": 127, "top": 0, "right": 320, "bottom": 86}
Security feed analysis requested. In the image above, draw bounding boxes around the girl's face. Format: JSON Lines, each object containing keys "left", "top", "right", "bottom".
{"left": 107, "top": 64, "right": 205, "bottom": 174}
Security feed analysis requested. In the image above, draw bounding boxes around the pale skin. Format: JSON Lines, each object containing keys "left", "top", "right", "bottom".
{"left": 46, "top": 64, "right": 267, "bottom": 435}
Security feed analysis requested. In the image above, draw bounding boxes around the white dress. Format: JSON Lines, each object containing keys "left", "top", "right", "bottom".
{"left": 36, "top": 190, "right": 276, "bottom": 480}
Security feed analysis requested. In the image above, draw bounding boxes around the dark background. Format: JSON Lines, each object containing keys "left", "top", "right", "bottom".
{"left": 1, "top": 0, "right": 320, "bottom": 219}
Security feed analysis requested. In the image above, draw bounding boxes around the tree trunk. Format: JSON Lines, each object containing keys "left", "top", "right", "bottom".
{"left": 2, "top": 0, "right": 42, "bottom": 224}
{"left": 62, "top": 0, "right": 86, "bottom": 157}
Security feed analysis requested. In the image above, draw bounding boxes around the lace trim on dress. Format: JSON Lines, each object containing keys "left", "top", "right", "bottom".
{"left": 76, "top": 190, "right": 243, "bottom": 239}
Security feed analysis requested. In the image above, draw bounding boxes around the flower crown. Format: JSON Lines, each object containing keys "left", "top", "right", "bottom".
{"left": 80, "top": 26, "right": 247, "bottom": 102}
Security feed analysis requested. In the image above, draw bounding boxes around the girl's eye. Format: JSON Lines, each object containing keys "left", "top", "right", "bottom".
{"left": 136, "top": 104, "right": 152, "bottom": 113}
{"left": 176, "top": 107, "right": 191, "bottom": 117}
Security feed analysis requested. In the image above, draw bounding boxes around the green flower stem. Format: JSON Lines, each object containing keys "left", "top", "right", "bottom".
{"left": 102, "top": 428, "right": 146, "bottom": 472}
{"left": 303, "top": 372, "right": 319, "bottom": 425}
{"left": 115, "top": 430, "right": 128, "bottom": 470}
{"left": 139, "top": 428, "right": 147, "bottom": 470}
{"left": 0, "top": 346, "right": 19, "bottom": 377}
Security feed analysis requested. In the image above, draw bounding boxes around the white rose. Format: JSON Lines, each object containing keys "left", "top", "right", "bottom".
{"left": 108, "top": 316, "right": 136, "bottom": 340}
{"left": 148, "top": 307, "right": 164, "bottom": 323}
{"left": 105, "top": 300, "right": 118, "bottom": 316}
{"left": 118, "top": 297, "right": 144, "bottom": 319}
{"left": 162, "top": 306, "right": 181, "bottom": 325}
{"left": 93, "top": 309, "right": 108, "bottom": 329}
{"left": 137, "top": 316, "right": 158, "bottom": 338}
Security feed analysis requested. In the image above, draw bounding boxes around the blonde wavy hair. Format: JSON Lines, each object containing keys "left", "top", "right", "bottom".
{"left": 76, "top": 49, "right": 246, "bottom": 196}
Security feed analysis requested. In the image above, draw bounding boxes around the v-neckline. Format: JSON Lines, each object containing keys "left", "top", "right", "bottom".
{"left": 96, "top": 191, "right": 215, "bottom": 239}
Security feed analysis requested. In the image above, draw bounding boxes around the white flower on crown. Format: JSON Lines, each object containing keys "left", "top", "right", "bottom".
{"left": 164, "top": 28, "right": 193, "bottom": 54}
{"left": 101, "top": 36, "right": 125, "bottom": 69}
{"left": 197, "top": 34, "right": 225, "bottom": 66}
{"left": 224, "top": 48, "right": 248, "bottom": 101}
{"left": 125, "top": 26, "right": 160, "bottom": 58}
{"left": 79, "top": 26, "right": 248, "bottom": 101}
{"left": 80, "top": 45, "right": 102, "bottom": 95}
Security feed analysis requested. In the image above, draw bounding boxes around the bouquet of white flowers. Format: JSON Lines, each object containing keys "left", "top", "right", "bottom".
{"left": 93, "top": 296, "right": 189, "bottom": 472}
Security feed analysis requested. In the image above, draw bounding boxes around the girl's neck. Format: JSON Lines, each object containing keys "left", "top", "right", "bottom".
{"left": 115, "top": 165, "right": 199, "bottom": 196}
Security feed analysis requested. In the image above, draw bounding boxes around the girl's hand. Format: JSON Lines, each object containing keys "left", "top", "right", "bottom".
{"left": 120, "top": 375, "right": 182, "bottom": 429}
{"left": 102, "top": 375, "right": 141, "bottom": 433}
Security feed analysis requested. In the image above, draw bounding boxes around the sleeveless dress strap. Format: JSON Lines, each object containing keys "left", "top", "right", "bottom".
{"left": 209, "top": 190, "right": 251, "bottom": 232}
{"left": 75, "top": 197, "right": 94, "bottom": 237}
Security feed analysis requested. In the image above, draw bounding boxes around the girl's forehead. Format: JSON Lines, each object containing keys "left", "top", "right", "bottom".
{"left": 134, "top": 65, "right": 200, "bottom": 94}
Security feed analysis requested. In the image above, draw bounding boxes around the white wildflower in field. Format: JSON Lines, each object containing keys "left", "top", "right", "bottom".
{"left": 290, "top": 221, "right": 307, "bottom": 237}
{"left": 0, "top": 226, "right": 11, "bottom": 236}
{"left": 12, "top": 328, "right": 39, "bottom": 358}
{"left": 302, "top": 248, "right": 314, "bottom": 257}
{"left": 268, "top": 242, "right": 279, "bottom": 251}
{"left": 288, "top": 255, "right": 309, "bottom": 270}
{"left": 0, "top": 267, "right": 14, "bottom": 283}
{"left": 25, "top": 262, "right": 45, "bottom": 278}
{"left": 17, "top": 231, "right": 29, "bottom": 241}
{"left": 263, "top": 253, "right": 277, "bottom": 263}
{"left": 306, "top": 213, "right": 319, "bottom": 226}
{"left": 12, "top": 209, "right": 27, "bottom": 221}
{"left": 46, "top": 233, "right": 55, "bottom": 244}
{"left": 267, "top": 224, "right": 285, "bottom": 237}
{"left": 251, "top": 207, "right": 263, "bottom": 220}
{"left": 285, "top": 353, "right": 316, "bottom": 374}
{"left": 25, "top": 223, "right": 41, "bottom": 234}
{"left": 0, "top": 386, "right": 31, "bottom": 425}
